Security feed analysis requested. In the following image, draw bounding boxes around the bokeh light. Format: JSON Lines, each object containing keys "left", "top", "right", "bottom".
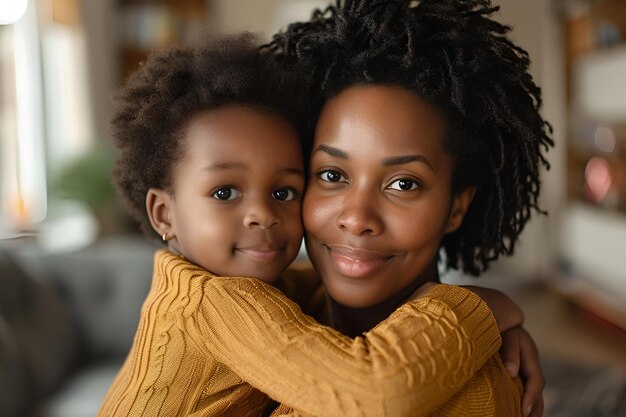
{"left": 584, "top": 157, "right": 613, "bottom": 203}
{"left": 593, "top": 126, "right": 616, "bottom": 153}
{"left": 0, "top": 0, "right": 28, "bottom": 25}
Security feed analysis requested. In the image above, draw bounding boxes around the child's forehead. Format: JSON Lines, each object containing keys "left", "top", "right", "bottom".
{"left": 175, "top": 106, "right": 304, "bottom": 171}
{"left": 186, "top": 105, "right": 292, "bottom": 128}
{"left": 184, "top": 105, "right": 294, "bottom": 132}
{"left": 179, "top": 106, "right": 298, "bottom": 149}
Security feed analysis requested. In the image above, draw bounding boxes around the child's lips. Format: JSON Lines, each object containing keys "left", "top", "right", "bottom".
{"left": 325, "top": 245, "right": 393, "bottom": 278}
{"left": 236, "top": 244, "right": 285, "bottom": 262}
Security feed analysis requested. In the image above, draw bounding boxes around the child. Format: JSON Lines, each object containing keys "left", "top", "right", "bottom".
{"left": 98, "top": 34, "right": 531, "bottom": 417}
{"left": 266, "top": 0, "right": 552, "bottom": 416}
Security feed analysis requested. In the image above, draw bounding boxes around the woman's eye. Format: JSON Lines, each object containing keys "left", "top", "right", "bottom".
{"left": 212, "top": 187, "right": 241, "bottom": 201}
{"left": 319, "top": 170, "right": 344, "bottom": 183}
{"left": 388, "top": 179, "right": 420, "bottom": 191}
{"left": 273, "top": 188, "right": 297, "bottom": 201}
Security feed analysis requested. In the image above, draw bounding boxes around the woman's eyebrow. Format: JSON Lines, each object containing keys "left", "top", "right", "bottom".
{"left": 313, "top": 144, "right": 349, "bottom": 159}
{"left": 313, "top": 145, "right": 434, "bottom": 171}
{"left": 382, "top": 155, "right": 434, "bottom": 171}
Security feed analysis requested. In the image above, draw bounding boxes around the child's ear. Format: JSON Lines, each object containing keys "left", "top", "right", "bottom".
{"left": 445, "top": 186, "right": 476, "bottom": 234}
{"left": 146, "top": 188, "right": 175, "bottom": 240}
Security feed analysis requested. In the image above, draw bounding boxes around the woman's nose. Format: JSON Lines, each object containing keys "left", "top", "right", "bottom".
{"left": 336, "top": 190, "right": 383, "bottom": 236}
{"left": 243, "top": 198, "right": 280, "bottom": 230}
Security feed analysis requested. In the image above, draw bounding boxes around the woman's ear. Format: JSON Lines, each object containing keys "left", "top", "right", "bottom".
{"left": 445, "top": 186, "right": 476, "bottom": 234}
{"left": 146, "top": 188, "right": 175, "bottom": 240}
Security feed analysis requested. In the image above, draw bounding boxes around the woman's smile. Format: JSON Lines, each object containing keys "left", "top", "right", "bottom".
{"left": 324, "top": 244, "right": 394, "bottom": 278}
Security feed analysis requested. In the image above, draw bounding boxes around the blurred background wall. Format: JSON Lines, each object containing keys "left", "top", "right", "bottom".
{"left": 4, "top": 0, "right": 620, "bottom": 328}
{"left": 1, "top": 1, "right": 625, "bottom": 416}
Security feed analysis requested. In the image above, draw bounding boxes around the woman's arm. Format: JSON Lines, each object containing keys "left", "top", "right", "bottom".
{"left": 186, "top": 277, "right": 501, "bottom": 417}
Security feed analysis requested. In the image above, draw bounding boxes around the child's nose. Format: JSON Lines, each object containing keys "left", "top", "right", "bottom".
{"left": 243, "top": 199, "right": 280, "bottom": 230}
{"left": 336, "top": 190, "right": 383, "bottom": 236}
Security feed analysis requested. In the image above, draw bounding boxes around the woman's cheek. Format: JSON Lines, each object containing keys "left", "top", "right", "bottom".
{"left": 303, "top": 190, "right": 335, "bottom": 234}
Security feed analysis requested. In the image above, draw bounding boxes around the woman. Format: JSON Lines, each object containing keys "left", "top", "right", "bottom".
{"left": 266, "top": 0, "right": 550, "bottom": 415}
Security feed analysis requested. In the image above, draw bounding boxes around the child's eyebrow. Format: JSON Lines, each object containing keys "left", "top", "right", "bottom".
{"left": 205, "top": 162, "right": 246, "bottom": 171}
{"left": 204, "top": 163, "right": 304, "bottom": 176}
{"left": 283, "top": 167, "right": 305, "bottom": 176}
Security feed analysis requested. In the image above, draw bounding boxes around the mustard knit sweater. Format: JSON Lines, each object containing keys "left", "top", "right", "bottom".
{"left": 97, "top": 250, "right": 522, "bottom": 417}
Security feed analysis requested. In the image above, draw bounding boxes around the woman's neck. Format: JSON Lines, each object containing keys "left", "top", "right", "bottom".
{"left": 320, "top": 261, "right": 440, "bottom": 337}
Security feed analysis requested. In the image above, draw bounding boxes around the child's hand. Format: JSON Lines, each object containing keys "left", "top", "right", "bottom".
{"left": 501, "top": 326, "right": 545, "bottom": 417}
{"left": 462, "top": 286, "right": 524, "bottom": 332}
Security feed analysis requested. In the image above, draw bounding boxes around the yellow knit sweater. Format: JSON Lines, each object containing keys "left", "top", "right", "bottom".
{"left": 97, "top": 250, "right": 522, "bottom": 417}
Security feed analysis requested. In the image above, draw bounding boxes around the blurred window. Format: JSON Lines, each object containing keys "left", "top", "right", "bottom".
{"left": 1, "top": 0, "right": 94, "bottom": 245}
{"left": 0, "top": 2, "right": 46, "bottom": 237}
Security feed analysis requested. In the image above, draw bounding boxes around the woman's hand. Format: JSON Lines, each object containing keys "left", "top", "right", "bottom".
{"left": 501, "top": 326, "right": 545, "bottom": 417}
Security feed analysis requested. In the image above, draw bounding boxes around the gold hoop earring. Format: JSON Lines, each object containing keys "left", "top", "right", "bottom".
{"left": 162, "top": 233, "right": 168, "bottom": 242}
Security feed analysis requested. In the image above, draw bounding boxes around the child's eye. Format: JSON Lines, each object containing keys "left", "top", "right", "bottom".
{"left": 319, "top": 170, "right": 345, "bottom": 183}
{"left": 388, "top": 179, "right": 420, "bottom": 191}
{"left": 212, "top": 187, "right": 241, "bottom": 201}
{"left": 272, "top": 187, "right": 297, "bottom": 201}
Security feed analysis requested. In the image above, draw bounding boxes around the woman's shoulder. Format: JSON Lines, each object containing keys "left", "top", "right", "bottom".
{"left": 275, "top": 264, "right": 324, "bottom": 314}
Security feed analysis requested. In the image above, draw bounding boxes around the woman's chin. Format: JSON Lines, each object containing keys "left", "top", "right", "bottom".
{"left": 324, "top": 280, "right": 385, "bottom": 308}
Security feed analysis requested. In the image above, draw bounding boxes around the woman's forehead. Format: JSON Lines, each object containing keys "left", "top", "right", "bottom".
{"left": 314, "top": 85, "right": 447, "bottom": 158}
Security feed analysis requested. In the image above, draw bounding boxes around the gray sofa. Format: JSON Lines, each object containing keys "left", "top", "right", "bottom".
{"left": 0, "top": 235, "right": 158, "bottom": 417}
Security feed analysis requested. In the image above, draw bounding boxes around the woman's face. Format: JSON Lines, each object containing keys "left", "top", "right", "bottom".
{"left": 303, "top": 85, "right": 474, "bottom": 307}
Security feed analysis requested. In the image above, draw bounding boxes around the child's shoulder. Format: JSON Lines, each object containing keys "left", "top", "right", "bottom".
{"left": 155, "top": 249, "right": 221, "bottom": 288}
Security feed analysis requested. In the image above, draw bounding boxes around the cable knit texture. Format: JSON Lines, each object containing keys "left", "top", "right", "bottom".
{"left": 97, "top": 250, "right": 521, "bottom": 417}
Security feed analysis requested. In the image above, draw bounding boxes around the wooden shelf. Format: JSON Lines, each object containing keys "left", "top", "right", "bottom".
{"left": 565, "top": 0, "right": 626, "bottom": 214}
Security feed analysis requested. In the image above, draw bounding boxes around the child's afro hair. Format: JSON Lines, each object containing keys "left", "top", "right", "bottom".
{"left": 266, "top": 0, "right": 554, "bottom": 275}
{"left": 111, "top": 33, "right": 311, "bottom": 241}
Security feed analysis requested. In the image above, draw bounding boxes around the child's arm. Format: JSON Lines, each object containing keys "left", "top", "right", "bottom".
{"left": 460, "top": 285, "right": 524, "bottom": 332}
{"left": 186, "top": 277, "right": 501, "bottom": 417}
{"left": 461, "top": 286, "right": 544, "bottom": 417}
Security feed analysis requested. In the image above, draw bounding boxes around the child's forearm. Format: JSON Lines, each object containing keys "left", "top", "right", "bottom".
{"left": 188, "top": 278, "right": 501, "bottom": 417}
{"left": 460, "top": 285, "right": 524, "bottom": 332}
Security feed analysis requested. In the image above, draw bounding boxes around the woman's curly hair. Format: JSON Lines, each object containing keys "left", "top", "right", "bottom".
{"left": 266, "top": 0, "right": 554, "bottom": 276}
{"left": 111, "top": 34, "right": 311, "bottom": 241}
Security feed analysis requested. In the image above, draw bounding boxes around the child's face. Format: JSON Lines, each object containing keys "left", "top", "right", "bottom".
{"left": 163, "top": 106, "right": 304, "bottom": 283}
{"left": 303, "top": 85, "right": 473, "bottom": 307}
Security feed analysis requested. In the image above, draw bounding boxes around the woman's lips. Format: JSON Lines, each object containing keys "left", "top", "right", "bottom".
{"left": 325, "top": 245, "right": 392, "bottom": 278}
